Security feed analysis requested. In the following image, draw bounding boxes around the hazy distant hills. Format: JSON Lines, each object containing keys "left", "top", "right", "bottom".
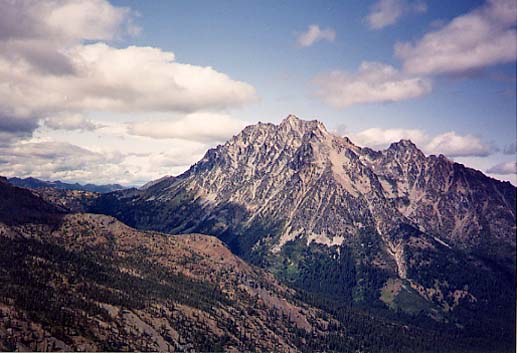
{"left": 7, "top": 176, "right": 126, "bottom": 193}
{"left": 91, "top": 115, "right": 516, "bottom": 351}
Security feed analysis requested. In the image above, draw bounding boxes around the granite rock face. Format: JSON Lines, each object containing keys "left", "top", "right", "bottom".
{"left": 91, "top": 116, "right": 516, "bottom": 348}
{"left": 93, "top": 115, "right": 515, "bottom": 259}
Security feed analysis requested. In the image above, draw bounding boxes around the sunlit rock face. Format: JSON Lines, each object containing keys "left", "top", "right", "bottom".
{"left": 91, "top": 115, "right": 516, "bottom": 348}
{"left": 93, "top": 115, "right": 515, "bottom": 259}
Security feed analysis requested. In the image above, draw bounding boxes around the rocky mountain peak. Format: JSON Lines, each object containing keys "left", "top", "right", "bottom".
{"left": 385, "top": 139, "right": 426, "bottom": 162}
{"left": 280, "top": 114, "right": 328, "bottom": 136}
{"left": 282, "top": 114, "right": 300, "bottom": 124}
{"left": 101, "top": 115, "right": 515, "bottom": 260}
{"left": 388, "top": 139, "right": 420, "bottom": 152}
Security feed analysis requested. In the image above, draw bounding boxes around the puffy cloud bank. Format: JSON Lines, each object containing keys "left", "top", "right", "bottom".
{"left": 395, "top": 0, "right": 517, "bottom": 75}
{"left": 314, "top": 62, "right": 431, "bottom": 108}
{"left": 127, "top": 113, "right": 248, "bottom": 143}
{"left": 0, "top": 0, "right": 256, "bottom": 141}
{"left": 349, "top": 128, "right": 497, "bottom": 158}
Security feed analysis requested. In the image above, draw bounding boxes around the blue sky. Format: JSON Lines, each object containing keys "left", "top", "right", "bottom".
{"left": 117, "top": 0, "right": 513, "bottom": 134}
{"left": 0, "top": 0, "right": 515, "bottom": 185}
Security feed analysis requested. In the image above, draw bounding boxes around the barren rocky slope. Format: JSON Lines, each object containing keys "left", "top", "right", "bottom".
{"left": 91, "top": 116, "right": 516, "bottom": 351}
{"left": 3, "top": 177, "right": 472, "bottom": 352}
{"left": 0, "top": 178, "right": 329, "bottom": 351}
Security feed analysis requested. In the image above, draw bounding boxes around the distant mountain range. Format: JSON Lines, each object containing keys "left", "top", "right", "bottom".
{"left": 7, "top": 176, "right": 126, "bottom": 193}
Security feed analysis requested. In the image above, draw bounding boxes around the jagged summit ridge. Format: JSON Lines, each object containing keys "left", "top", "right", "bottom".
{"left": 228, "top": 114, "right": 418, "bottom": 165}
{"left": 280, "top": 114, "right": 327, "bottom": 133}
{"left": 112, "top": 115, "right": 514, "bottom": 256}
{"left": 90, "top": 115, "right": 516, "bottom": 347}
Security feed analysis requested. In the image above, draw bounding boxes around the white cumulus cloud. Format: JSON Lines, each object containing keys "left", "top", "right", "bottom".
{"left": 0, "top": 0, "right": 137, "bottom": 43}
{"left": 347, "top": 127, "right": 498, "bottom": 159}
{"left": 395, "top": 0, "right": 517, "bottom": 75}
{"left": 0, "top": 0, "right": 256, "bottom": 141}
{"left": 425, "top": 131, "right": 497, "bottom": 157}
{"left": 127, "top": 113, "right": 249, "bottom": 143}
{"left": 350, "top": 128, "right": 428, "bottom": 149}
{"left": 314, "top": 62, "right": 432, "bottom": 108}
{"left": 0, "top": 136, "right": 208, "bottom": 185}
{"left": 1, "top": 43, "right": 256, "bottom": 113}
{"left": 296, "top": 25, "right": 336, "bottom": 47}
{"left": 41, "top": 0, "right": 140, "bottom": 41}
{"left": 0, "top": 140, "right": 122, "bottom": 182}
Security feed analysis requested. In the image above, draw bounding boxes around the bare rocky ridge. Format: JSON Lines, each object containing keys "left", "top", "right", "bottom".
{"left": 361, "top": 139, "right": 515, "bottom": 254}
{"left": 0, "top": 215, "right": 324, "bottom": 352}
{"left": 1, "top": 114, "right": 514, "bottom": 351}
{"left": 2, "top": 177, "right": 479, "bottom": 352}
{"left": 0, "top": 179, "right": 334, "bottom": 352}
{"left": 91, "top": 115, "right": 516, "bottom": 351}
{"left": 96, "top": 115, "right": 515, "bottom": 256}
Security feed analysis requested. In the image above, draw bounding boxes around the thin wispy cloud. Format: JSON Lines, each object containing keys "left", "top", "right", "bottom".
{"left": 296, "top": 25, "right": 336, "bottom": 47}
{"left": 503, "top": 141, "right": 516, "bottom": 155}
{"left": 44, "top": 114, "right": 98, "bottom": 131}
{"left": 487, "top": 161, "right": 517, "bottom": 175}
{"left": 366, "top": 0, "right": 427, "bottom": 30}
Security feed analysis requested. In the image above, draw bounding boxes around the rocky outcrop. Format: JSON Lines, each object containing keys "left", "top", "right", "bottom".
{"left": 90, "top": 115, "right": 516, "bottom": 350}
